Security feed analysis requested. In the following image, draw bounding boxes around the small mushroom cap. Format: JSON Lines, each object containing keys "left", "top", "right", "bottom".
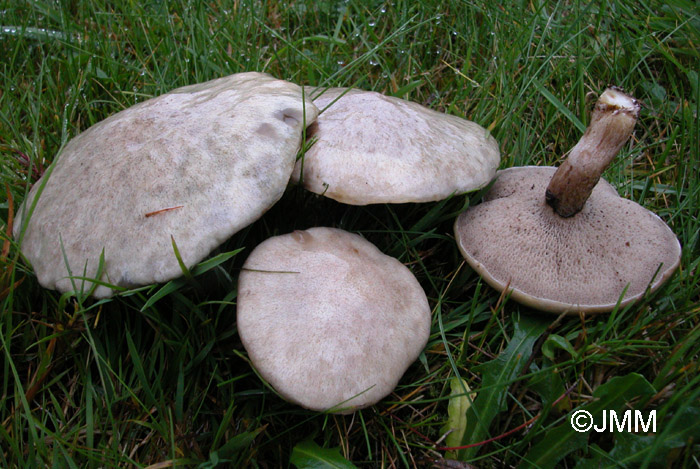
{"left": 237, "top": 227, "right": 431, "bottom": 413}
{"left": 14, "top": 72, "right": 319, "bottom": 298}
{"left": 291, "top": 87, "right": 500, "bottom": 205}
{"left": 454, "top": 166, "right": 681, "bottom": 313}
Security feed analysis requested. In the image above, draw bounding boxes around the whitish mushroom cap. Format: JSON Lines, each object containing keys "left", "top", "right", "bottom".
{"left": 237, "top": 227, "right": 431, "bottom": 413}
{"left": 454, "top": 166, "right": 681, "bottom": 313}
{"left": 14, "top": 72, "right": 319, "bottom": 298}
{"left": 291, "top": 87, "right": 500, "bottom": 205}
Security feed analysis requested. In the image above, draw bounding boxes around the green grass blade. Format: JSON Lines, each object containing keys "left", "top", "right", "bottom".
{"left": 458, "top": 314, "right": 548, "bottom": 460}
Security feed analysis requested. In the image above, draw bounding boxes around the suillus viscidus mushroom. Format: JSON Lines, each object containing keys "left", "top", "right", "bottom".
{"left": 236, "top": 227, "right": 431, "bottom": 413}
{"left": 14, "top": 72, "right": 319, "bottom": 298}
{"left": 291, "top": 87, "right": 501, "bottom": 205}
{"left": 454, "top": 87, "right": 681, "bottom": 314}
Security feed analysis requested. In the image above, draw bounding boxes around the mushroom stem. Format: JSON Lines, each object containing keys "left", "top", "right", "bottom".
{"left": 545, "top": 87, "right": 640, "bottom": 217}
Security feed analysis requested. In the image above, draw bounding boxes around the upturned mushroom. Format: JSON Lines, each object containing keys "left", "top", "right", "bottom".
{"left": 236, "top": 227, "right": 431, "bottom": 413}
{"left": 291, "top": 87, "right": 500, "bottom": 205}
{"left": 14, "top": 72, "right": 319, "bottom": 298}
{"left": 454, "top": 87, "right": 681, "bottom": 313}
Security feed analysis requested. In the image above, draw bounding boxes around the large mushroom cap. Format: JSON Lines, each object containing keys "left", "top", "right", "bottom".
{"left": 454, "top": 166, "right": 681, "bottom": 313}
{"left": 291, "top": 87, "right": 500, "bottom": 205}
{"left": 236, "top": 227, "right": 431, "bottom": 413}
{"left": 14, "top": 72, "right": 319, "bottom": 298}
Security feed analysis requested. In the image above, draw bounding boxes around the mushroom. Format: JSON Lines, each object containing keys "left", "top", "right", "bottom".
{"left": 453, "top": 87, "right": 681, "bottom": 313}
{"left": 236, "top": 227, "right": 431, "bottom": 413}
{"left": 14, "top": 72, "right": 319, "bottom": 298}
{"left": 291, "top": 87, "right": 500, "bottom": 205}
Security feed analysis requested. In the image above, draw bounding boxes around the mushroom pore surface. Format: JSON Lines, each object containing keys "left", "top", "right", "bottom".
{"left": 236, "top": 227, "right": 431, "bottom": 413}
{"left": 454, "top": 166, "right": 681, "bottom": 313}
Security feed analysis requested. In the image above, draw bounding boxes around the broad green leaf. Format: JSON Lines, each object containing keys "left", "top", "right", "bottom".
{"left": 611, "top": 405, "right": 700, "bottom": 467}
{"left": 640, "top": 80, "right": 668, "bottom": 107}
{"left": 521, "top": 373, "right": 656, "bottom": 468}
{"left": 457, "top": 314, "right": 548, "bottom": 460}
{"left": 584, "top": 373, "right": 655, "bottom": 417}
{"left": 290, "top": 439, "right": 357, "bottom": 469}
{"left": 528, "top": 362, "right": 567, "bottom": 408}
{"left": 440, "top": 377, "right": 477, "bottom": 457}
{"left": 520, "top": 415, "right": 589, "bottom": 468}
{"left": 541, "top": 334, "right": 577, "bottom": 360}
{"left": 573, "top": 445, "right": 608, "bottom": 468}
{"left": 573, "top": 406, "right": 700, "bottom": 468}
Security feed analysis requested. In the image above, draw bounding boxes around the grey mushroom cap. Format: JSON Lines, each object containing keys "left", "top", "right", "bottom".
{"left": 14, "top": 72, "right": 319, "bottom": 298}
{"left": 454, "top": 166, "right": 681, "bottom": 313}
{"left": 236, "top": 227, "right": 431, "bottom": 413}
{"left": 291, "top": 87, "right": 500, "bottom": 205}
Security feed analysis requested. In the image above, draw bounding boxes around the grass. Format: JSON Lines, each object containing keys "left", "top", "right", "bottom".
{"left": 1, "top": 0, "right": 698, "bottom": 467}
